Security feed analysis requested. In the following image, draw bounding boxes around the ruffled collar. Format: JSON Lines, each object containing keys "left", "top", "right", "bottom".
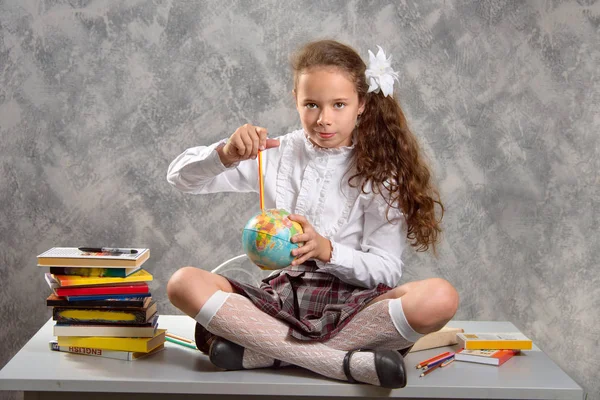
{"left": 301, "top": 129, "right": 355, "bottom": 161}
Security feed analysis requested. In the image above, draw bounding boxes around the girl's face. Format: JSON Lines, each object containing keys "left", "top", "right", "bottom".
{"left": 295, "top": 67, "right": 365, "bottom": 149}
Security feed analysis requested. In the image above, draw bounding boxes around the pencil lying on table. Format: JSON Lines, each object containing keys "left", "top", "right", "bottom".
{"left": 420, "top": 362, "right": 442, "bottom": 377}
{"left": 165, "top": 336, "right": 197, "bottom": 350}
{"left": 166, "top": 332, "right": 193, "bottom": 343}
{"left": 416, "top": 351, "right": 452, "bottom": 369}
{"left": 422, "top": 353, "right": 455, "bottom": 370}
{"left": 165, "top": 332, "right": 197, "bottom": 350}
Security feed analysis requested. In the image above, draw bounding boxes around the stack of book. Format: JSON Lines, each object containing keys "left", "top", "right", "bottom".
{"left": 454, "top": 332, "right": 533, "bottom": 366}
{"left": 39, "top": 247, "right": 166, "bottom": 361}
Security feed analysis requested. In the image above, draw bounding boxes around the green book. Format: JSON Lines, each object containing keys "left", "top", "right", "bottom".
{"left": 49, "top": 266, "right": 141, "bottom": 278}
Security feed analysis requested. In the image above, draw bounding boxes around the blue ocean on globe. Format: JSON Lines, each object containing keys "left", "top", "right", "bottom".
{"left": 242, "top": 209, "right": 303, "bottom": 270}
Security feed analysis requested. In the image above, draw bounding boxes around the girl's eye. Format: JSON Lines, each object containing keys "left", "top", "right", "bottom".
{"left": 305, "top": 103, "right": 318, "bottom": 109}
{"left": 334, "top": 103, "right": 346, "bottom": 109}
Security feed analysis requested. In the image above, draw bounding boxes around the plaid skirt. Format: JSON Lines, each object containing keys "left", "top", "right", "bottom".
{"left": 197, "top": 262, "right": 391, "bottom": 345}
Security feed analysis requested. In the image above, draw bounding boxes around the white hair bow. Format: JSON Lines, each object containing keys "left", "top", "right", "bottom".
{"left": 365, "top": 46, "right": 399, "bottom": 97}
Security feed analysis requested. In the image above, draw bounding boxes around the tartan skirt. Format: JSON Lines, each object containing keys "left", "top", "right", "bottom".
{"left": 194, "top": 262, "right": 392, "bottom": 351}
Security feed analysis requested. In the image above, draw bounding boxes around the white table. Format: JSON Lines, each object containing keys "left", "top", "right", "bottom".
{"left": 0, "top": 316, "right": 584, "bottom": 399}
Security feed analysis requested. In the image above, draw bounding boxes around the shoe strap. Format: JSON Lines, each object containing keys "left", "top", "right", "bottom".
{"left": 343, "top": 348, "right": 372, "bottom": 384}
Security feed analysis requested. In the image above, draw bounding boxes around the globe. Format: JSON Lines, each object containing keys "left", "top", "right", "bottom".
{"left": 242, "top": 209, "right": 304, "bottom": 270}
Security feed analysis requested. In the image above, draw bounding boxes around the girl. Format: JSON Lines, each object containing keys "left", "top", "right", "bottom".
{"left": 166, "top": 40, "right": 459, "bottom": 389}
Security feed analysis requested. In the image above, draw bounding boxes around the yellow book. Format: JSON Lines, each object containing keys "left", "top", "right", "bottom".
{"left": 52, "top": 269, "right": 153, "bottom": 287}
{"left": 57, "top": 329, "right": 166, "bottom": 353}
{"left": 53, "top": 302, "right": 157, "bottom": 324}
{"left": 456, "top": 332, "right": 533, "bottom": 350}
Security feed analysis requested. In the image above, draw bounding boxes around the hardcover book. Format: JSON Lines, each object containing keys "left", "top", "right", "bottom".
{"left": 454, "top": 349, "right": 520, "bottom": 366}
{"left": 50, "top": 338, "right": 165, "bottom": 358}
{"left": 54, "top": 312, "right": 159, "bottom": 328}
{"left": 49, "top": 266, "right": 141, "bottom": 278}
{"left": 37, "top": 247, "right": 150, "bottom": 268}
{"left": 65, "top": 293, "right": 151, "bottom": 302}
{"left": 456, "top": 332, "right": 533, "bottom": 350}
{"left": 53, "top": 315, "right": 159, "bottom": 337}
{"left": 51, "top": 269, "right": 153, "bottom": 287}
{"left": 45, "top": 274, "right": 150, "bottom": 296}
{"left": 52, "top": 302, "right": 157, "bottom": 325}
{"left": 46, "top": 293, "right": 152, "bottom": 308}
{"left": 57, "top": 328, "right": 166, "bottom": 353}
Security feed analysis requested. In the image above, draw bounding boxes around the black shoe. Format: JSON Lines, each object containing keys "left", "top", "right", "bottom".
{"left": 194, "top": 323, "right": 216, "bottom": 355}
{"left": 343, "top": 349, "right": 407, "bottom": 389}
{"left": 209, "top": 337, "right": 282, "bottom": 370}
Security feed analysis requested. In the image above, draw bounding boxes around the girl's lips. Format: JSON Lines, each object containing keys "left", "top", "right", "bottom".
{"left": 317, "top": 131, "right": 336, "bottom": 138}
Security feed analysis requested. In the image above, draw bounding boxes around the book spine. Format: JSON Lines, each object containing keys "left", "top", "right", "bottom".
{"left": 53, "top": 308, "right": 148, "bottom": 324}
{"left": 56, "top": 337, "right": 146, "bottom": 353}
{"left": 463, "top": 340, "right": 532, "bottom": 350}
{"left": 47, "top": 297, "right": 148, "bottom": 307}
{"left": 49, "top": 267, "right": 128, "bottom": 278}
{"left": 53, "top": 325, "right": 156, "bottom": 337}
{"left": 66, "top": 293, "right": 151, "bottom": 302}
{"left": 56, "top": 329, "right": 164, "bottom": 353}
{"left": 49, "top": 341, "right": 133, "bottom": 361}
{"left": 55, "top": 284, "right": 149, "bottom": 296}
{"left": 54, "top": 270, "right": 151, "bottom": 287}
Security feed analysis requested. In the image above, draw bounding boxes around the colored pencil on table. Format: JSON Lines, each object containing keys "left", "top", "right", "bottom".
{"left": 258, "top": 150, "right": 265, "bottom": 212}
{"left": 165, "top": 336, "right": 197, "bottom": 350}
{"left": 441, "top": 357, "right": 455, "bottom": 367}
{"left": 166, "top": 332, "right": 193, "bottom": 343}
{"left": 423, "top": 352, "right": 455, "bottom": 369}
{"left": 416, "top": 351, "right": 452, "bottom": 369}
{"left": 420, "top": 362, "right": 442, "bottom": 377}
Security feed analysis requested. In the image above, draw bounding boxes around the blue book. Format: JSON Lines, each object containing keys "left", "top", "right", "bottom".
{"left": 66, "top": 293, "right": 151, "bottom": 302}
{"left": 46, "top": 293, "right": 152, "bottom": 307}
{"left": 49, "top": 266, "right": 141, "bottom": 278}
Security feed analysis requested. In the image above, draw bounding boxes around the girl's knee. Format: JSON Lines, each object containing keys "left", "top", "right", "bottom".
{"left": 167, "top": 266, "right": 235, "bottom": 314}
{"left": 167, "top": 266, "right": 203, "bottom": 303}
{"left": 427, "top": 278, "right": 459, "bottom": 320}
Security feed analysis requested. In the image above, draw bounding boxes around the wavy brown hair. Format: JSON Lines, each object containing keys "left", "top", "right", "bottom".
{"left": 292, "top": 40, "right": 444, "bottom": 252}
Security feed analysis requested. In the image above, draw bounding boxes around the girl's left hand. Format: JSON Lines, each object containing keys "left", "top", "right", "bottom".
{"left": 288, "top": 214, "right": 332, "bottom": 265}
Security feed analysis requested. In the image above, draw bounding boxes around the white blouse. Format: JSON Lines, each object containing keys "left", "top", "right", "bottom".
{"left": 167, "top": 129, "right": 407, "bottom": 289}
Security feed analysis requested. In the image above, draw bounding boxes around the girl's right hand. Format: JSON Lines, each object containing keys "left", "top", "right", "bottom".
{"left": 217, "top": 124, "right": 280, "bottom": 167}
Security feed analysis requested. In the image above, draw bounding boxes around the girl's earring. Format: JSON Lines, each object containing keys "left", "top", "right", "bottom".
{"left": 356, "top": 114, "right": 362, "bottom": 127}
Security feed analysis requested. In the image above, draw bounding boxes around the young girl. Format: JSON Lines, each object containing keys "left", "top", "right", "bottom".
{"left": 166, "top": 40, "right": 459, "bottom": 389}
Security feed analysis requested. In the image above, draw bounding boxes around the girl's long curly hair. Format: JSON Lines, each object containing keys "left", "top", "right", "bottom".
{"left": 292, "top": 40, "right": 444, "bottom": 253}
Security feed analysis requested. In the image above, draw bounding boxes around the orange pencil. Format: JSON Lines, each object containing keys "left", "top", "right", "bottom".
{"left": 258, "top": 150, "right": 265, "bottom": 212}
{"left": 416, "top": 351, "right": 452, "bottom": 369}
{"left": 420, "top": 362, "right": 442, "bottom": 377}
{"left": 440, "top": 357, "right": 455, "bottom": 367}
{"left": 166, "top": 332, "right": 193, "bottom": 343}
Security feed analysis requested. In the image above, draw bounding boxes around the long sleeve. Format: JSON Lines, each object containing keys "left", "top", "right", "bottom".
{"left": 167, "top": 129, "right": 408, "bottom": 290}
{"left": 166, "top": 140, "right": 258, "bottom": 194}
{"left": 315, "top": 195, "right": 407, "bottom": 289}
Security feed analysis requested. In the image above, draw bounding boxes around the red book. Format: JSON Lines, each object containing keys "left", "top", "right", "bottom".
{"left": 46, "top": 272, "right": 149, "bottom": 296}
{"left": 454, "top": 349, "right": 520, "bottom": 366}
{"left": 55, "top": 283, "right": 149, "bottom": 297}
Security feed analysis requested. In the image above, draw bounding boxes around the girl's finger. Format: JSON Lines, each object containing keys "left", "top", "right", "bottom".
{"left": 292, "top": 244, "right": 310, "bottom": 257}
{"left": 292, "top": 252, "right": 312, "bottom": 266}
{"left": 288, "top": 214, "right": 309, "bottom": 226}
{"left": 230, "top": 135, "right": 245, "bottom": 157}
{"left": 265, "top": 138, "right": 280, "bottom": 149}
{"left": 291, "top": 233, "right": 310, "bottom": 244}
{"left": 256, "top": 126, "right": 268, "bottom": 151}
{"left": 240, "top": 128, "right": 254, "bottom": 158}
{"left": 249, "top": 127, "right": 260, "bottom": 158}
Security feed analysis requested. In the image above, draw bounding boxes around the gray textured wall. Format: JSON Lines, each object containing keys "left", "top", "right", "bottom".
{"left": 1, "top": 0, "right": 599, "bottom": 399}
